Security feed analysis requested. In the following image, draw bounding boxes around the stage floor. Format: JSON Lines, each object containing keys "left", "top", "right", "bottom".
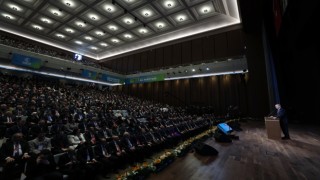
{"left": 147, "top": 121, "right": 320, "bottom": 180}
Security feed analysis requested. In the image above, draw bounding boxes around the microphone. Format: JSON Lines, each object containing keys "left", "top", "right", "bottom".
{"left": 267, "top": 110, "right": 276, "bottom": 117}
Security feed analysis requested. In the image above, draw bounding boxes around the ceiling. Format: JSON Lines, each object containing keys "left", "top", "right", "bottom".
{"left": 0, "top": 0, "right": 240, "bottom": 61}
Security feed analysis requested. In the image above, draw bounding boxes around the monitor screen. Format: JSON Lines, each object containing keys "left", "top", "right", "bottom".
{"left": 74, "top": 53, "right": 82, "bottom": 61}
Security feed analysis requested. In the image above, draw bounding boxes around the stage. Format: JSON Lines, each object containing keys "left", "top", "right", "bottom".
{"left": 147, "top": 121, "right": 320, "bottom": 180}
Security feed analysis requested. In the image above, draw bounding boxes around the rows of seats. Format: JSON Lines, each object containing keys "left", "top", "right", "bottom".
{"left": 0, "top": 73, "right": 215, "bottom": 179}
{"left": 0, "top": 34, "right": 100, "bottom": 69}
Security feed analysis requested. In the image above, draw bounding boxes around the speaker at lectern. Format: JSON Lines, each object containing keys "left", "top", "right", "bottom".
{"left": 264, "top": 117, "right": 281, "bottom": 140}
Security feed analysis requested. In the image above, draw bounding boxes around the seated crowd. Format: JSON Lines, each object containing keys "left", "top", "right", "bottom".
{"left": 0, "top": 73, "right": 214, "bottom": 180}
{"left": 0, "top": 34, "right": 100, "bottom": 69}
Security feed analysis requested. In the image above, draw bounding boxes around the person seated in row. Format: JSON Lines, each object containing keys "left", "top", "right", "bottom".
{"left": 28, "top": 129, "right": 52, "bottom": 156}
{"left": 0, "top": 132, "right": 31, "bottom": 180}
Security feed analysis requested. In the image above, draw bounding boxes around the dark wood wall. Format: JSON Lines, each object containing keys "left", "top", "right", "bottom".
{"left": 101, "top": 29, "right": 244, "bottom": 74}
{"left": 115, "top": 74, "right": 249, "bottom": 116}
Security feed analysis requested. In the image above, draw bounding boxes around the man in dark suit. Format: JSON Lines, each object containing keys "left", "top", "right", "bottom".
{"left": 0, "top": 132, "right": 31, "bottom": 179}
{"left": 272, "top": 104, "right": 290, "bottom": 140}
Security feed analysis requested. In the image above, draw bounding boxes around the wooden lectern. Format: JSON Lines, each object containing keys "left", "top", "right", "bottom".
{"left": 265, "top": 117, "right": 281, "bottom": 140}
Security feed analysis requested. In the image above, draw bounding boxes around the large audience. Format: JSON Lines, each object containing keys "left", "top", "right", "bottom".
{"left": 0, "top": 34, "right": 101, "bottom": 69}
{"left": 0, "top": 73, "right": 214, "bottom": 180}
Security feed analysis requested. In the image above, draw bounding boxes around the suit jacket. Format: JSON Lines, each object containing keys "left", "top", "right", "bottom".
{"left": 0, "top": 140, "right": 29, "bottom": 161}
{"left": 94, "top": 144, "right": 111, "bottom": 159}
{"left": 76, "top": 146, "right": 95, "bottom": 164}
{"left": 277, "top": 108, "right": 288, "bottom": 123}
{"left": 28, "top": 137, "right": 52, "bottom": 154}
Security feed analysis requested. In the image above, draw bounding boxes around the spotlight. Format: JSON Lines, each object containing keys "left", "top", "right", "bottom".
{"left": 206, "top": 67, "right": 210, "bottom": 71}
{"left": 192, "top": 69, "right": 195, "bottom": 72}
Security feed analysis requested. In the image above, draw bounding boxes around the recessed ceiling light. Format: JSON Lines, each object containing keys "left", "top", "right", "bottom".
{"left": 65, "top": 28, "right": 74, "bottom": 33}
{"left": 201, "top": 6, "right": 212, "bottom": 14}
{"left": 111, "top": 38, "right": 119, "bottom": 43}
{"left": 7, "top": 4, "right": 22, "bottom": 12}
{"left": 76, "top": 21, "right": 86, "bottom": 27}
{"left": 91, "top": 47, "right": 98, "bottom": 50}
{"left": 41, "top": 18, "right": 52, "bottom": 24}
{"left": 206, "top": 67, "right": 210, "bottom": 70}
{"left": 192, "top": 69, "right": 195, "bottom": 72}
{"left": 164, "top": 0, "right": 175, "bottom": 8}
{"left": 108, "top": 25, "right": 118, "bottom": 31}
{"left": 85, "top": 36, "right": 92, "bottom": 40}
{"left": 89, "top": 14, "right": 98, "bottom": 20}
{"left": 100, "top": 43, "right": 108, "bottom": 47}
{"left": 142, "top": 10, "right": 152, "bottom": 17}
{"left": 123, "top": 18, "right": 133, "bottom": 24}
{"left": 124, "top": 34, "right": 132, "bottom": 39}
{"left": 32, "top": 25, "right": 43, "bottom": 30}
{"left": 104, "top": 4, "right": 115, "bottom": 12}
{"left": 177, "top": 15, "right": 186, "bottom": 22}
{"left": 96, "top": 31, "right": 104, "bottom": 36}
{"left": 51, "top": 9, "right": 62, "bottom": 16}
{"left": 2, "top": 13, "right": 15, "bottom": 20}
{"left": 75, "top": 40, "right": 83, "bottom": 44}
{"left": 56, "top": 34, "right": 65, "bottom": 38}
{"left": 156, "top": 22, "right": 165, "bottom": 29}
{"left": 139, "top": 28, "right": 148, "bottom": 34}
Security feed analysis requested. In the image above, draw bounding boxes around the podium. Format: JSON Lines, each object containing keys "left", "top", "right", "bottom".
{"left": 265, "top": 117, "right": 281, "bottom": 140}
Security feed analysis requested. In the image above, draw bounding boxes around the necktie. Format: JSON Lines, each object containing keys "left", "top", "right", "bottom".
{"left": 115, "top": 141, "right": 120, "bottom": 152}
{"left": 102, "top": 145, "right": 106, "bottom": 156}
{"left": 127, "top": 139, "right": 132, "bottom": 148}
{"left": 86, "top": 150, "right": 90, "bottom": 161}
{"left": 14, "top": 143, "right": 20, "bottom": 157}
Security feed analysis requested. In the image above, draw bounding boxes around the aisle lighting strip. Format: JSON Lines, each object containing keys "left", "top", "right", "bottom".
{"left": 0, "top": 64, "right": 121, "bottom": 86}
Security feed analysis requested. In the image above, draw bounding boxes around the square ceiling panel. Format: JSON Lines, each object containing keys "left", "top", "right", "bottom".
{"left": 191, "top": 1, "right": 217, "bottom": 20}
{"left": 24, "top": 22, "right": 51, "bottom": 35}
{"left": 12, "top": 0, "right": 44, "bottom": 9}
{"left": 87, "top": 29, "right": 111, "bottom": 39}
{"left": 33, "top": 14, "right": 61, "bottom": 29}
{"left": 80, "top": 10, "right": 108, "bottom": 26}
{"left": 131, "top": 26, "right": 154, "bottom": 37}
{"left": 168, "top": 10, "right": 194, "bottom": 26}
{"left": 0, "top": 11, "right": 24, "bottom": 26}
{"left": 94, "top": 0, "right": 124, "bottom": 18}
{"left": 2, "top": 0, "right": 33, "bottom": 18}
{"left": 50, "top": 0, "right": 86, "bottom": 14}
{"left": 40, "top": 4, "right": 71, "bottom": 22}
{"left": 79, "top": 0, "right": 96, "bottom": 5}
{"left": 118, "top": 32, "right": 138, "bottom": 42}
{"left": 106, "top": 37, "right": 124, "bottom": 46}
{"left": 132, "top": 4, "right": 161, "bottom": 23}
{"left": 101, "top": 22, "right": 126, "bottom": 35}
{"left": 57, "top": 25, "right": 82, "bottom": 37}
{"left": 116, "top": 0, "right": 147, "bottom": 10}
{"left": 115, "top": 14, "right": 142, "bottom": 29}
{"left": 153, "top": 0, "right": 185, "bottom": 15}
{"left": 149, "top": 18, "right": 172, "bottom": 32}
{"left": 184, "top": 0, "right": 208, "bottom": 6}
{"left": 79, "top": 34, "right": 99, "bottom": 44}
{"left": 96, "top": 41, "right": 113, "bottom": 49}
{"left": 49, "top": 32, "right": 72, "bottom": 42}
{"left": 69, "top": 18, "right": 94, "bottom": 31}
{"left": 70, "top": 39, "right": 89, "bottom": 48}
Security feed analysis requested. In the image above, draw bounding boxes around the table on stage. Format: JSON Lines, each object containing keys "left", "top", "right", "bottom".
{"left": 265, "top": 117, "right": 281, "bottom": 140}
